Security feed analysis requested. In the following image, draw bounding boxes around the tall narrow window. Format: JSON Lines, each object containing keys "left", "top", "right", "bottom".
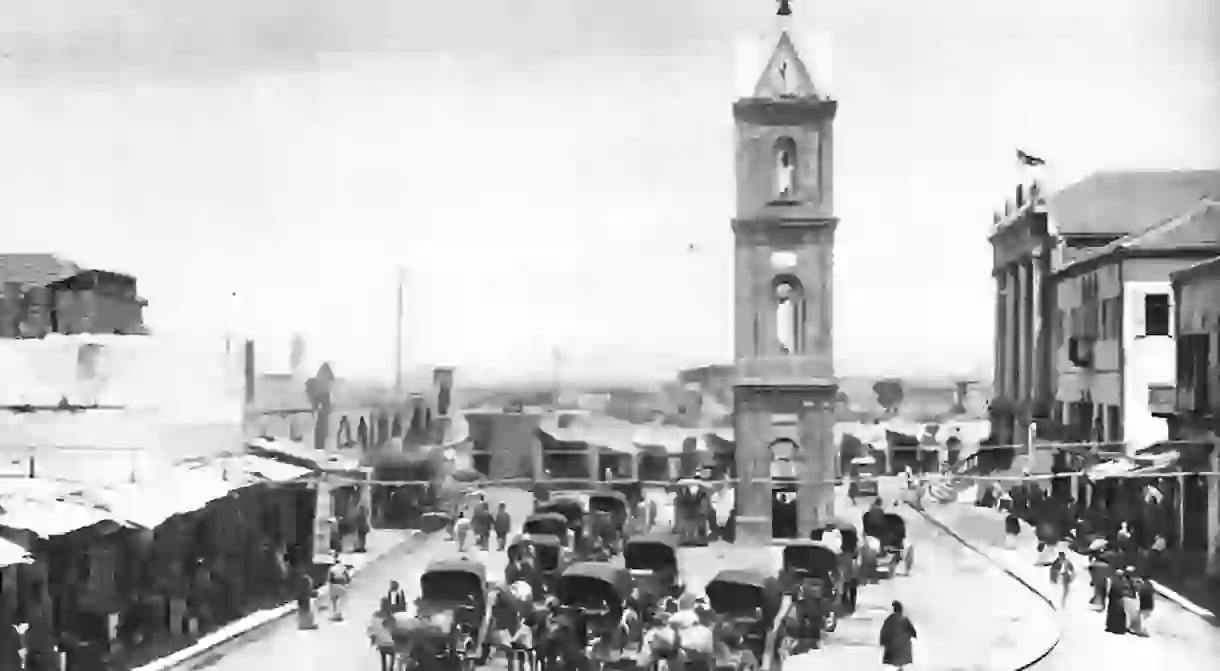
{"left": 774, "top": 137, "right": 798, "bottom": 198}
{"left": 1143, "top": 294, "right": 1170, "bottom": 336}
{"left": 774, "top": 277, "right": 805, "bottom": 355}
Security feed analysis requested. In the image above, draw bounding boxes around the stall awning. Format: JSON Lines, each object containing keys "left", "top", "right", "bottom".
{"left": 95, "top": 454, "right": 309, "bottom": 530}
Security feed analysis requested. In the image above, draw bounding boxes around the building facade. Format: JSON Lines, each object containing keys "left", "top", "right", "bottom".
{"left": 731, "top": 19, "right": 838, "bottom": 542}
{"left": 989, "top": 170, "right": 1220, "bottom": 456}
{"left": 1171, "top": 255, "right": 1220, "bottom": 574}
{"left": 1052, "top": 199, "right": 1220, "bottom": 452}
{"left": 0, "top": 254, "right": 146, "bottom": 338}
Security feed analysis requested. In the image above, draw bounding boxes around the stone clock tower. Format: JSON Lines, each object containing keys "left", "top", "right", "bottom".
{"left": 732, "top": 9, "right": 839, "bottom": 543}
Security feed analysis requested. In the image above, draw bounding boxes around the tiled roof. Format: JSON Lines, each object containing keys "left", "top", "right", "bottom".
{"left": 1056, "top": 199, "right": 1220, "bottom": 275}
{"left": 0, "top": 254, "right": 81, "bottom": 288}
{"left": 1047, "top": 169, "right": 1220, "bottom": 236}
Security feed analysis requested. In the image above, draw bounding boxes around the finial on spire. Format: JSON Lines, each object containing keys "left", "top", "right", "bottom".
{"left": 777, "top": 0, "right": 793, "bottom": 17}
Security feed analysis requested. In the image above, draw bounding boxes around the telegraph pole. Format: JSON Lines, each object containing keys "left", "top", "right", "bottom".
{"left": 395, "top": 267, "right": 405, "bottom": 393}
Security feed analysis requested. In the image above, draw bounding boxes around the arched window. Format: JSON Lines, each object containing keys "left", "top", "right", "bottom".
{"left": 773, "top": 276, "right": 806, "bottom": 355}
{"left": 357, "top": 416, "right": 369, "bottom": 448}
{"left": 774, "top": 137, "right": 798, "bottom": 198}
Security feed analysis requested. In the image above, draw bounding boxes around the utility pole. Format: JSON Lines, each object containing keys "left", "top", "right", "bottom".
{"left": 395, "top": 267, "right": 405, "bottom": 393}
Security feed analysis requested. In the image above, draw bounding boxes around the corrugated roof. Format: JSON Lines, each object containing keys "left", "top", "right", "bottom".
{"left": 1047, "top": 169, "right": 1220, "bottom": 236}
{"left": 0, "top": 254, "right": 81, "bottom": 289}
{"left": 1056, "top": 199, "right": 1220, "bottom": 275}
{"left": 0, "top": 538, "right": 31, "bottom": 568}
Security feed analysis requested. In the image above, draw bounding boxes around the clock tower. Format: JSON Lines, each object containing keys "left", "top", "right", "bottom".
{"left": 731, "top": 5, "right": 839, "bottom": 543}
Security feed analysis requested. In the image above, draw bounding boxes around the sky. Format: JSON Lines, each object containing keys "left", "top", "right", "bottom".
{"left": 1, "top": 0, "right": 1217, "bottom": 384}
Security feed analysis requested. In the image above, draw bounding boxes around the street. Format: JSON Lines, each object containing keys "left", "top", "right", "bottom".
{"left": 190, "top": 484, "right": 1054, "bottom": 671}
{"left": 923, "top": 501, "right": 1220, "bottom": 671}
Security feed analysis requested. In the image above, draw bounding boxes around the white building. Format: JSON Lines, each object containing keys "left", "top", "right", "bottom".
{"left": 0, "top": 333, "right": 246, "bottom": 482}
{"left": 1051, "top": 198, "right": 1220, "bottom": 453}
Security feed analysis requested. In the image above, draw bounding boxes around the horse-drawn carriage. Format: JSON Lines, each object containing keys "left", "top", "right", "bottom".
{"left": 555, "top": 562, "right": 636, "bottom": 670}
{"left": 864, "top": 512, "right": 913, "bottom": 579}
{"left": 536, "top": 498, "right": 586, "bottom": 552}
{"left": 392, "top": 560, "right": 493, "bottom": 670}
{"left": 810, "top": 520, "right": 862, "bottom": 611}
{"left": 670, "top": 479, "right": 712, "bottom": 546}
{"left": 509, "top": 534, "right": 566, "bottom": 595}
{"left": 623, "top": 533, "right": 683, "bottom": 608}
{"left": 704, "top": 570, "right": 786, "bottom": 671}
{"left": 589, "top": 490, "right": 631, "bottom": 551}
{"left": 525, "top": 512, "right": 573, "bottom": 549}
{"left": 779, "top": 541, "right": 842, "bottom": 653}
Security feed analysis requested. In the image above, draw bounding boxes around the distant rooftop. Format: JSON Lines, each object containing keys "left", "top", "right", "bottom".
{"left": 1055, "top": 198, "right": 1220, "bottom": 276}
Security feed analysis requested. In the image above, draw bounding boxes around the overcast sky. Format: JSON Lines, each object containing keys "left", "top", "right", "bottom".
{"left": 1, "top": 0, "right": 1217, "bottom": 383}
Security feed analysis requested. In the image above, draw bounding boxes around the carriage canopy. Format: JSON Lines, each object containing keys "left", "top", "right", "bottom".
{"left": 705, "top": 569, "right": 777, "bottom": 618}
{"left": 588, "top": 491, "right": 628, "bottom": 518}
{"left": 558, "top": 562, "right": 633, "bottom": 605}
{"left": 420, "top": 560, "right": 487, "bottom": 605}
{"left": 515, "top": 533, "right": 563, "bottom": 570}
{"left": 537, "top": 499, "right": 585, "bottom": 526}
{"left": 523, "top": 513, "right": 570, "bottom": 538}
{"left": 782, "top": 541, "right": 841, "bottom": 577}
{"left": 623, "top": 533, "right": 679, "bottom": 573}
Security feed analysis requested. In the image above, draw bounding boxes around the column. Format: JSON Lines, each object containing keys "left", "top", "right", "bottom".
{"left": 1004, "top": 266, "right": 1019, "bottom": 401}
{"left": 798, "top": 394, "right": 837, "bottom": 537}
{"left": 1022, "top": 259, "right": 1036, "bottom": 403}
{"left": 994, "top": 273, "right": 1006, "bottom": 403}
{"left": 1035, "top": 251, "right": 1053, "bottom": 409}
{"left": 733, "top": 387, "right": 772, "bottom": 544}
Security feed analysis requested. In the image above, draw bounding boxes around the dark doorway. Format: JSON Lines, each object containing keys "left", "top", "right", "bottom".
{"left": 772, "top": 479, "right": 799, "bottom": 538}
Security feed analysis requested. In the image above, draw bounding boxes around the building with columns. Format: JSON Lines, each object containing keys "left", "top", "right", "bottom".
{"left": 989, "top": 170, "right": 1220, "bottom": 459}
{"left": 730, "top": 13, "right": 838, "bottom": 543}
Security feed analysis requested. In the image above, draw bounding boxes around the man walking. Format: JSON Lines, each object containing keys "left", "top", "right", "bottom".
{"left": 327, "top": 552, "right": 353, "bottom": 621}
{"left": 1049, "top": 551, "right": 1075, "bottom": 607}
{"left": 879, "top": 600, "right": 917, "bottom": 671}
{"left": 386, "top": 580, "right": 408, "bottom": 613}
{"left": 473, "top": 496, "right": 493, "bottom": 551}
{"left": 494, "top": 502, "right": 513, "bottom": 552}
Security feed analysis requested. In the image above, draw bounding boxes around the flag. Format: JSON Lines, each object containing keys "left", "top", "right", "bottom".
{"left": 1016, "top": 149, "right": 1046, "bottom": 167}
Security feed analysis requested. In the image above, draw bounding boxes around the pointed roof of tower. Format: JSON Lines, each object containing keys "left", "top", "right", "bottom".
{"left": 734, "top": 26, "right": 832, "bottom": 101}
{"left": 752, "top": 31, "right": 821, "bottom": 99}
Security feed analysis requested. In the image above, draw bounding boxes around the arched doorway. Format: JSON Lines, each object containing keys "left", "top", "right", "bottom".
{"left": 770, "top": 438, "right": 801, "bottom": 538}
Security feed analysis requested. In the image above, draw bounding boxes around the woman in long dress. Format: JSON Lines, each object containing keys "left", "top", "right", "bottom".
{"left": 1104, "top": 571, "right": 1127, "bottom": 634}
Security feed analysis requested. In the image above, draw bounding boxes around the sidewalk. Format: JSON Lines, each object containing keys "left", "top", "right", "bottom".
{"left": 919, "top": 501, "right": 1220, "bottom": 670}
{"left": 130, "top": 527, "right": 425, "bottom": 671}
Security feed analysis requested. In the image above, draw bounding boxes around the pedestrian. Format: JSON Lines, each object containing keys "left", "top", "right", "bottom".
{"left": 386, "top": 580, "right": 408, "bottom": 613}
{"left": 355, "top": 503, "right": 370, "bottom": 553}
{"left": 454, "top": 512, "right": 471, "bottom": 550}
{"left": 473, "top": 497, "right": 493, "bottom": 551}
{"left": 494, "top": 502, "right": 512, "bottom": 552}
{"left": 879, "top": 600, "right": 917, "bottom": 671}
{"left": 297, "top": 568, "right": 318, "bottom": 630}
{"left": 1004, "top": 512, "right": 1021, "bottom": 549}
{"left": 1087, "top": 556, "right": 1108, "bottom": 611}
{"left": 1104, "top": 569, "right": 1127, "bottom": 634}
{"left": 1136, "top": 571, "right": 1156, "bottom": 636}
{"left": 1049, "top": 551, "right": 1075, "bottom": 607}
{"left": 1120, "top": 565, "right": 1140, "bottom": 633}
{"left": 368, "top": 599, "right": 397, "bottom": 671}
{"left": 327, "top": 552, "right": 353, "bottom": 621}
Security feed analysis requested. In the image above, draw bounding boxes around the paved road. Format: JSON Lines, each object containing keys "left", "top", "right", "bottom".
{"left": 197, "top": 485, "right": 1053, "bottom": 671}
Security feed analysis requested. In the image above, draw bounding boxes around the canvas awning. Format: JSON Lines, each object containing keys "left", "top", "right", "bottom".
{"left": 0, "top": 478, "right": 131, "bottom": 538}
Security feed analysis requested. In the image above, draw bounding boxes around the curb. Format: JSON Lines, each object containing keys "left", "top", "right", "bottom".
{"left": 911, "top": 504, "right": 1062, "bottom": 671}
{"left": 132, "top": 530, "right": 430, "bottom": 671}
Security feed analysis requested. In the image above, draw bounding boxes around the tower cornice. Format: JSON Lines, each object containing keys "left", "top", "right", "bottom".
{"left": 732, "top": 216, "right": 839, "bottom": 236}
{"left": 733, "top": 98, "right": 837, "bottom": 126}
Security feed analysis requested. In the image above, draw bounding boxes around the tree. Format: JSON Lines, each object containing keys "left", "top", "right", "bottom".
{"left": 872, "top": 378, "right": 904, "bottom": 415}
